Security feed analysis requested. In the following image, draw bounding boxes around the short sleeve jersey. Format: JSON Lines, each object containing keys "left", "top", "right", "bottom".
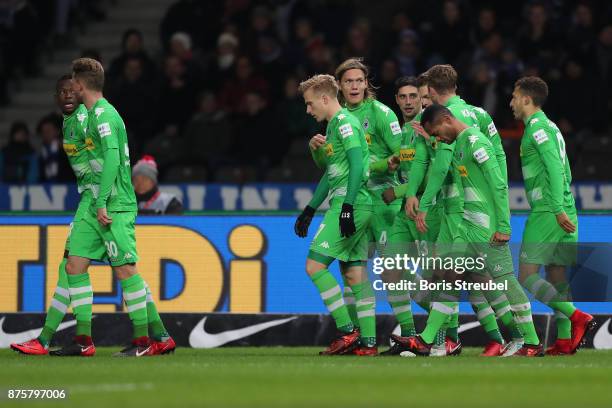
{"left": 62, "top": 104, "right": 91, "bottom": 193}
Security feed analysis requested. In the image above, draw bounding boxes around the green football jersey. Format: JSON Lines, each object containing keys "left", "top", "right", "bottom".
{"left": 470, "top": 105, "right": 507, "bottom": 182}
{"left": 453, "top": 127, "right": 511, "bottom": 234}
{"left": 323, "top": 108, "right": 371, "bottom": 206}
{"left": 86, "top": 98, "right": 137, "bottom": 212}
{"left": 346, "top": 98, "right": 402, "bottom": 192}
{"left": 520, "top": 110, "right": 574, "bottom": 214}
{"left": 62, "top": 104, "right": 91, "bottom": 193}
{"left": 398, "top": 120, "right": 417, "bottom": 182}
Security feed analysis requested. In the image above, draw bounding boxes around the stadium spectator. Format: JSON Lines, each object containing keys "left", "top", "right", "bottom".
{"left": 472, "top": 7, "right": 498, "bottom": 47}
{"left": 517, "top": 2, "right": 561, "bottom": 75}
{"left": 219, "top": 55, "right": 269, "bottom": 114}
{"left": 158, "top": 55, "right": 198, "bottom": 137}
{"left": 432, "top": 0, "right": 471, "bottom": 64}
{"left": 393, "top": 29, "right": 423, "bottom": 77}
{"left": 275, "top": 76, "right": 319, "bottom": 142}
{"left": 182, "top": 91, "right": 232, "bottom": 169}
{"left": 108, "top": 29, "right": 157, "bottom": 83}
{"left": 376, "top": 59, "right": 401, "bottom": 116}
{"left": 0, "top": 121, "right": 38, "bottom": 183}
{"left": 132, "top": 155, "right": 183, "bottom": 215}
{"left": 108, "top": 56, "right": 159, "bottom": 157}
{"left": 37, "top": 113, "right": 72, "bottom": 182}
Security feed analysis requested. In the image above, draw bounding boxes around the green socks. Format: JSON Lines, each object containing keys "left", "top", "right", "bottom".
{"left": 67, "top": 272, "right": 93, "bottom": 337}
{"left": 38, "top": 259, "right": 71, "bottom": 346}
{"left": 500, "top": 275, "right": 540, "bottom": 345}
{"left": 310, "top": 269, "right": 353, "bottom": 333}
{"left": 421, "top": 302, "right": 456, "bottom": 344}
{"left": 342, "top": 275, "right": 360, "bottom": 328}
{"left": 121, "top": 274, "right": 149, "bottom": 339}
{"left": 387, "top": 289, "right": 415, "bottom": 337}
{"left": 523, "top": 274, "right": 577, "bottom": 318}
{"left": 351, "top": 281, "right": 376, "bottom": 347}
{"left": 143, "top": 282, "right": 169, "bottom": 341}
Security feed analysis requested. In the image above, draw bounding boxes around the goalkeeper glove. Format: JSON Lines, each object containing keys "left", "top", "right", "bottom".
{"left": 339, "top": 203, "right": 356, "bottom": 237}
{"left": 294, "top": 205, "right": 315, "bottom": 237}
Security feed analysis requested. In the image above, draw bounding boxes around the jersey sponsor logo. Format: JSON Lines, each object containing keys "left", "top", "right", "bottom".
{"left": 339, "top": 124, "right": 353, "bottom": 138}
{"left": 189, "top": 316, "right": 297, "bottom": 348}
{"left": 533, "top": 129, "right": 549, "bottom": 144}
{"left": 390, "top": 121, "right": 401, "bottom": 135}
{"left": 473, "top": 147, "right": 489, "bottom": 163}
{"left": 488, "top": 122, "right": 498, "bottom": 136}
{"left": 98, "top": 122, "right": 111, "bottom": 138}
{"left": 325, "top": 143, "right": 334, "bottom": 157}
{"left": 94, "top": 107, "right": 105, "bottom": 118}
{"left": 593, "top": 318, "right": 612, "bottom": 349}
{"left": 400, "top": 148, "right": 415, "bottom": 161}
{"left": 85, "top": 138, "right": 95, "bottom": 150}
{"left": 63, "top": 143, "right": 78, "bottom": 156}
{"left": 458, "top": 165, "right": 468, "bottom": 177}
{"left": 365, "top": 133, "right": 371, "bottom": 145}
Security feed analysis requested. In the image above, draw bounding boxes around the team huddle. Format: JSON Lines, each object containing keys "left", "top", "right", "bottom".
{"left": 11, "top": 58, "right": 175, "bottom": 357}
{"left": 295, "top": 59, "right": 596, "bottom": 357}
{"left": 7, "top": 56, "right": 596, "bottom": 358}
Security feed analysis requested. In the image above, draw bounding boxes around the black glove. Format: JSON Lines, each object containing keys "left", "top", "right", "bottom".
{"left": 339, "top": 203, "right": 356, "bottom": 237}
{"left": 294, "top": 205, "right": 315, "bottom": 237}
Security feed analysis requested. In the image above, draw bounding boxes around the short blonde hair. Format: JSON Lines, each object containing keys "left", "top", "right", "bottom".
{"left": 298, "top": 74, "right": 339, "bottom": 97}
{"left": 72, "top": 58, "right": 105, "bottom": 91}
{"left": 426, "top": 64, "right": 457, "bottom": 94}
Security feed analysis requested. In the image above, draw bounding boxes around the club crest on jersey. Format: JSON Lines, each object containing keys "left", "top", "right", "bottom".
{"left": 363, "top": 118, "right": 369, "bottom": 130}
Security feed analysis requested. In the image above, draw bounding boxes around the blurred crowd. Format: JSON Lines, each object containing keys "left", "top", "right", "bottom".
{"left": 2, "top": 0, "right": 612, "bottom": 184}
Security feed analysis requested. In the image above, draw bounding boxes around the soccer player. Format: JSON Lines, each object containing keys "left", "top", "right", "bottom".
{"left": 63, "top": 58, "right": 171, "bottom": 357}
{"left": 294, "top": 74, "right": 376, "bottom": 355}
{"left": 510, "top": 76, "right": 595, "bottom": 355}
{"left": 407, "top": 65, "right": 522, "bottom": 356}
{"left": 308, "top": 58, "right": 402, "bottom": 330}
{"left": 11, "top": 76, "right": 174, "bottom": 357}
{"left": 399, "top": 104, "right": 544, "bottom": 357}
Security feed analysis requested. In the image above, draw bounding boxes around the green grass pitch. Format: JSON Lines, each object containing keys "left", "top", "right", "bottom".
{"left": 1, "top": 348, "right": 611, "bottom": 408}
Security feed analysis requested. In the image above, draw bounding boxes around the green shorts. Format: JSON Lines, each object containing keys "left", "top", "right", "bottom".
{"left": 368, "top": 200, "right": 401, "bottom": 246}
{"left": 69, "top": 209, "right": 139, "bottom": 266}
{"left": 520, "top": 209, "right": 578, "bottom": 266}
{"left": 309, "top": 204, "right": 373, "bottom": 263}
{"left": 435, "top": 212, "right": 463, "bottom": 257}
{"left": 451, "top": 222, "right": 514, "bottom": 278}
{"left": 64, "top": 190, "right": 94, "bottom": 252}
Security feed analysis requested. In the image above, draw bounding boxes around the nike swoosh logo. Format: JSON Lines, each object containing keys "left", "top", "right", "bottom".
{"left": 388, "top": 320, "right": 481, "bottom": 346}
{"left": 80, "top": 345, "right": 93, "bottom": 353}
{"left": 189, "top": 316, "right": 297, "bottom": 348}
{"left": 458, "top": 321, "right": 481, "bottom": 333}
{"left": 136, "top": 346, "right": 151, "bottom": 357}
{"left": 0, "top": 316, "right": 78, "bottom": 348}
{"left": 593, "top": 318, "right": 612, "bottom": 349}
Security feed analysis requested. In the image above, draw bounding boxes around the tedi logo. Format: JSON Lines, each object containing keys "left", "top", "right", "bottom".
{"left": 0, "top": 224, "right": 267, "bottom": 314}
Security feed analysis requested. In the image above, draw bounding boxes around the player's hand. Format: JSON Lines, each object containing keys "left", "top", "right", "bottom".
{"left": 387, "top": 155, "right": 400, "bottom": 172}
{"left": 97, "top": 207, "right": 112, "bottom": 226}
{"left": 405, "top": 196, "right": 419, "bottom": 219}
{"left": 309, "top": 134, "right": 326, "bottom": 150}
{"left": 381, "top": 187, "right": 396, "bottom": 205}
{"left": 556, "top": 212, "right": 576, "bottom": 233}
{"left": 339, "top": 203, "right": 356, "bottom": 237}
{"left": 490, "top": 232, "right": 510, "bottom": 246}
{"left": 411, "top": 122, "right": 429, "bottom": 139}
{"left": 415, "top": 211, "right": 428, "bottom": 233}
{"left": 294, "top": 205, "right": 315, "bottom": 237}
